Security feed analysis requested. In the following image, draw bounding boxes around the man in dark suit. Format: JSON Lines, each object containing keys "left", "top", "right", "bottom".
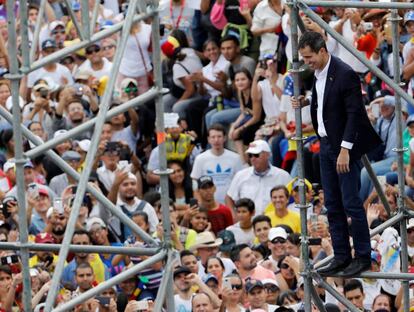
{"left": 291, "top": 31, "right": 382, "bottom": 277}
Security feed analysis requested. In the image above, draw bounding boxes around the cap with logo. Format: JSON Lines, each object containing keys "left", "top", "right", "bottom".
{"left": 198, "top": 175, "right": 215, "bottom": 189}
{"left": 245, "top": 139, "right": 271, "bottom": 154}
{"left": 245, "top": 280, "right": 264, "bottom": 293}
{"left": 41, "top": 39, "right": 57, "bottom": 51}
{"left": 35, "top": 232, "right": 55, "bottom": 244}
{"left": 217, "top": 230, "right": 236, "bottom": 252}
{"left": 173, "top": 266, "right": 191, "bottom": 279}
{"left": 405, "top": 11, "right": 414, "bottom": 24}
{"left": 268, "top": 227, "right": 288, "bottom": 242}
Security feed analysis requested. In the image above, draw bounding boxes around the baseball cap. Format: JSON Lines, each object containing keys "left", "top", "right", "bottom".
{"left": 198, "top": 176, "right": 214, "bottom": 189}
{"left": 86, "top": 217, "right": 106, "bottom": 232}
{"left": 217, "top": 230, "right": 236, "bottom": 252}
{"left": 23, "top": 160, "right": 34, "bottom": 169}
{"left": 49, "top": 20, "right": 65, "bottom": 31}
{"left": 383, "top": 95, "right": 395, "bottom": 107}
{"left": 161, "top": 36, "right": 181, "bottom": 58}
{"left": 72, "top": 1, "right": 81, "bottom": 11}
{"left": 74, "top": 69, "right": 92, "bottom": 81}
{"left": 408, "top": 218, "right": 414, "bottom": 230}
{"left": 35, "top": 232, "right": 54, "bottom": 244}
{"left": 245, "top": 139, "right": 271, "bottom": 154}
{"left": 100, "top": 20, "right": 114, "bottom": 30}
{"left": 33, "top": 81, "right": 50, "bottom": 92}
{"left": 3, "top": 159, "right": 15, "bottom": 172}
{"left": 77, "top": 139, "right": 91, "bottom": 152}
{"left": 173, "top": 266, "right": 191, "bottom": 279}
{"left": 407, "top": 115, "right": 414, "bottom": 127}
{"left": 120, "top": 78, "right": 138, "bottom": 90}
{"left": 203, "top": 273, "right": 219, "bottom": 284}
{"left": 245, "top": 280, "right": 264, "bottom": 293}
{"left": 262, "top": 278, "right": 279, "bottom": 288}
{"left": 268, "top": 227, "right": 288, "bottom": 241}
{"left": 41, "top": 39, "right": 57, "bottom": 50}
{"left": 62, "top": 150, "right": 81, "bottom": 162}
{"left": 53, "top": 129, "right": 68, "bottom": 139}
{"left": 405, "top": 11, "right": 414, "bottom": 24}
{"left": 38, "top": 188, "right": 49, "bottom": 197}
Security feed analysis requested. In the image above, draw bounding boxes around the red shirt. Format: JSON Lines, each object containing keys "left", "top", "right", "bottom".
{"left": 207, "top": 204, "right": 234, "bottom": 235}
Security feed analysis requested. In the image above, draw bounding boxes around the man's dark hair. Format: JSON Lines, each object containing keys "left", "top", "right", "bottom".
{"left": 73, "top": 229, "right": 90, "bottom": 242}
{"left": 208, "top": 123, "right": 226, "bottom": 136}
{"left": 0, "top": 265, "right": 11, "bottom": 276}
{"left": 230, "top": 243, "right": 250, "bottom": 262}
{"left": 220, "top": 35, "right": 240, "bottom": 47}
{"left": 270, "top": 185, "right": 290, "bottom": 198}
{"left": 298, "top": 31, "right": 327, "bottom": 53}
{"left": 132, "top": 211, "right": 149, "bottom": 224}
{"left": 287, "top": 233, "right": 301, "bottom": 245}
{"left": 235, "top": 198, "right": 255, "bottom": 214}
{"left": 180, "top": 250, "right": 196, "bottom": 260}
{"left": 75, "top": 262, "right": 94, "bottom": 275}
{"left": 344, "top": 279, "right": 364, "bottom": 295}
{"left": 252, "top": 215, "right": 271, "bottom": 229}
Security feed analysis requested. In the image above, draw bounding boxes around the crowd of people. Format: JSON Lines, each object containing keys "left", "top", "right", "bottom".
{"left": 0, "top": 0, "right": 412, "bottom": 311}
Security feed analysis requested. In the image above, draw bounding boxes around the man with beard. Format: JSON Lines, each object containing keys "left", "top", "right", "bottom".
{"left": 45, "top": 207, "right": 67, "bottom": 244}
{"left": 53, "top": 85, "right": 99, "bottom": 140}
{"left": 106, "top": 173, "right": 158, "bottom": 241}
{"left": 174, "top": 266, "right": 220, "bottom": 312}
{"left": 29, "top": 232, "right": 59, "bottom": 273}
{"left": 77, "top": 42, "right": 113, "bottom": 80}
{"left": 61, "top": 229, "right": 110, "bottom": 290}
{"left": 230, "top": 243, "right": 275, "bottom": 280}
{"left": 72, "top": 263, "right": 102, "bottom": 312}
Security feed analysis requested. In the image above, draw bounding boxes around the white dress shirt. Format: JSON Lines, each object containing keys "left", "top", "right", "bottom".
{"left": 314, "top": 55, "right": 353, "bottom": 150}
{"left": 314, "top": 55, "right": 331, "bottom": 138}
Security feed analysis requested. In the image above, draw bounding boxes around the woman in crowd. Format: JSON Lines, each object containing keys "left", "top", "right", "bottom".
{"left": 220, "top": 274, "right": 245, "bottom": 312}
{"left": 228, "top": 68, "right": 264, "bottom": 162}
{"left": 205, "top": 256, "right": 225, "bottom": 289}
{"left": 118, "top": 21, "right": 152, "bottom": 95}
{"left": 168, "top": 160, "right": 193, "bottom": 213}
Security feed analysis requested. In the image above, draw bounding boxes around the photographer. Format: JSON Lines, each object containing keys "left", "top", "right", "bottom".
{"left": 53, "top": 85, "right": 98, "bottom": 140}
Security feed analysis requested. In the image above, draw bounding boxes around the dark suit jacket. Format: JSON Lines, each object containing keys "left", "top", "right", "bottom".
{"left": 310, "top": 55, "right": 382, "bottom": 160}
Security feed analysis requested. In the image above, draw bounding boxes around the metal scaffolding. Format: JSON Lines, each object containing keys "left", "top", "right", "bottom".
{"left": 289, "top": 1, "right": 414, "bottom": 311}
{"left": 1, "top": 0, "right": 176, "bottom": 311}
{"left": 3, "top": 0, "right": 414, "bottom": 311}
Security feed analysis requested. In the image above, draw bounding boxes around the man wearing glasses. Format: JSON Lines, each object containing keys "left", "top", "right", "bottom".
{"left": 226, "top": 139, "right": 291, "bottom": 216}
{"left": 77, "top": 42, "right": 112, "bottom": 80}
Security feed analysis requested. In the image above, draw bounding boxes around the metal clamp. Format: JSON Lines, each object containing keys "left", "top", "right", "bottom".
{"left": 291, "top": 136, "right": 308, "bottom": 142}
{"left": 153, "top": 168, "right": 174, "bottom": 176}
{"left": 392, "top": 147, "right": 408, "bottom": 153}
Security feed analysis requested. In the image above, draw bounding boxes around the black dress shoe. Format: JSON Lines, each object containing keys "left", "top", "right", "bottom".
{"left": 317, "top": 258, "right": 351, "bottom": 276}
{"left": 341, "top": 258, "right": 371, "bottom": 277}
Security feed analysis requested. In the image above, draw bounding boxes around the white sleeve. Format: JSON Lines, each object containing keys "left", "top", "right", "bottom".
{"left": 226, "top": 172, "right": 240, "bottom": 201}
{"left": 147, "top": 148, "right": 159, "bottom": 171}
{"left": 251, "top": 7, "right": 263, "bottom": 32}
{"left": 144, "top": 203, "right": 159, "bottom": 234}
{"left": 409, "top": 138, "right": 414, "bottom": 152}
{"left": 190, "top": 156, "right": 202, "bottom": 179}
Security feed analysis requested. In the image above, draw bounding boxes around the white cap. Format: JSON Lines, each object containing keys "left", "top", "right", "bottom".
{"left": 86, "top": 217, "right": 107, "bottom": 232}
{"left": 262, "top": 278, "right": 279, "bottom": 288}
{"left": 245, "top": 139, "right": 271, "bottom": 154}
{"left": 268, "top": 227, "right": 287, "bottom": 241}
{"left": 30, "top": 268, "right": 39, "bottom": 277}
{"left": 120, "top": 78, "right": 138, "bottom": 90}
{"left": 53, "top": 129, "right": 68, "bottom": 139}
{"left": 408, "top": 218, "right": 414, "bottom": 230}
{"left": 78, "top": 139, "right": 90, "bottom": 152}
{"left": 49, "top": 20, "right": 65, "bottom": 31}
{"left": 3, "top": 159, "right": 15, "bottom": 172}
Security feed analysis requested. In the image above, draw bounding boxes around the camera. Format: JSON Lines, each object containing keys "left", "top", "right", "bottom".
{"left": 0, "top": 254, "right": 19, "bottom": 265}
{"left": 39, "top": 88, "right": 48, "bottom": 99}
{"left": 259, "top": 59, "right": 268, "bottom": 70}
{"left": 73, "top": 83, "right": 84, "bottom": 97}
{"left": 363, "top": 22, "right": 373, "bottom": 32}
{"left": 2, "top": 196, "right": 16, "bottom": 218}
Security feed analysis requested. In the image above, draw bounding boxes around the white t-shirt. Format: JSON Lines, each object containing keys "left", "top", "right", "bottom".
{"left": 227, "top": 166, "right": 292, "bottom": 216}
{"left": 251, "top": 0, "right": 282, "bottom": 56}
{"left": 77, "top": 57, "right": 113, "bottom": 80}
{"left": 258, "top": 76, "right": 284, "bottom": 119}
{"left": 191, "top": 149, "right": 243, "bottom": 204}
{"left": 119, "top": 23, "right": 152, "bottom": 77}
{"left": 173, "top": 48, "right": 203, "bottom": 89}
{"left": 174, "top": 294, "right": 192, "bottom": 312}
{"left": 202, "top": 55, "right": 230, "bottom": 98}
{"left": 27, "top": 64, "right": 74, "bottom": 88}
{"left": 226, "top": 222, "right": 255, "bottom": 246}
{"left": 328, "top": 19, "right": 367, "bottom": 74}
